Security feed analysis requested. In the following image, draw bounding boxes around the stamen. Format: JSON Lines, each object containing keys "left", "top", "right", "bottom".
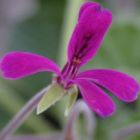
{"left": 73, "top": 57, "right": 81, "bottom": 64}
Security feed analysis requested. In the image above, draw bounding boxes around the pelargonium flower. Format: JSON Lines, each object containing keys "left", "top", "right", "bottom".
{"left": 0, "top": 2, "right": 139, "bottom": 117}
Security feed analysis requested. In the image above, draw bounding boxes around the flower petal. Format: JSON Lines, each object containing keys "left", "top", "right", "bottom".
{"left": 79, "top": 2, "right": 100, "bottom": 19}
{"left": 0, "top": 51, "right": 61, "bottom": 79}
{"left": 75, "top": 79, "right": 115, "bottom": 117}
{"left": 77, "top": 69, "right": 140, "bottom": 102}
{"left": 67, "top": 2, "right": 112, "bottom": 66}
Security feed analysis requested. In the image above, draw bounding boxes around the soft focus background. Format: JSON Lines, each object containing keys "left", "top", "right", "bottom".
{"left": 0, "top": 0, "right": 140, "bottom": 140}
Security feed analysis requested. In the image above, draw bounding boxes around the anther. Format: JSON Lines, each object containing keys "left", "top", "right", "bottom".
{"left": 73, "top": 57, "right": 81, "bottom": 64}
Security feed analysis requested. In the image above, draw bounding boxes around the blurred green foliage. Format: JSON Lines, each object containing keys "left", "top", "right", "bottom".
{"left": 0, "top": 0, "right": 140, "bottom": 140}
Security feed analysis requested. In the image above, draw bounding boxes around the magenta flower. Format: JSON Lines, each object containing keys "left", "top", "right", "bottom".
{"left": 0, "top": 2, "right": 139, "bottom": 117}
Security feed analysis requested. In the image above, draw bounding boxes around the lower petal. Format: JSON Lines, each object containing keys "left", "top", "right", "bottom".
{"left": 77, "top": 69, "right": 140, "bottom": 102}
{"left": 0, "top": 51, "right": 61, "bottom": 79}
{"left": 75, "top": 79, "right": 116, "bottom": 118}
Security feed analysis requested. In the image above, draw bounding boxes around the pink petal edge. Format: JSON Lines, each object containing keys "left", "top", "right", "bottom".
{"left": 67, "top": 2, "right": 112, "bottom": 66}
{"left": 75, "top": 79, "right": 116, "bottom": 118}
{"left": 77, "top": 69, "right": 140, "bottom": 102}
{"left": 0, "top": 51, "right": 61, "bottom": 79}
{"left": 79, "top": 2, "right": 100, "bottom": 19}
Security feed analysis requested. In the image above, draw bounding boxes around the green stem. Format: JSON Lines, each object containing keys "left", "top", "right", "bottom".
{"left": 0, "top": 84, "right": 53, "bottom": 133}
{"left": 0, "top": 86, "right": 50, "bottom": 140}
{"left": 62, "top": 100, "right": 96, "bottom": 140}
{"left": 58, "top": 0, "right": 84, "bottom": 66}
{"left": 111, "top": 122, "right": 140, "bottom": 140}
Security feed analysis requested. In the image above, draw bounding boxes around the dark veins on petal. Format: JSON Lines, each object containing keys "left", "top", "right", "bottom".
{"left": 73, "top": 33, "right": 92, "bottom": 64}
{"left": 59, "top": 33, "right": 93, "bottom": 88}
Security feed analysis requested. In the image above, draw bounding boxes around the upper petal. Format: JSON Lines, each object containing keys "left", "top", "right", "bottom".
{"left": 0, "top": 51, "right": 61, "bottom": 79}
{"left": 75, "top": 79, "right": 115, "bottom": 117}
{"left": 67, "top": 2, "right": 112, "bottom": 66}
{"left": 77, "top": 69, "right": 140, "bottom": 102}
{"left": 79, "top": 2, "right": 100, "bottom": 19}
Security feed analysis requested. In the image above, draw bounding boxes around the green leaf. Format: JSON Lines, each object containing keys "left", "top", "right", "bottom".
{"left": 37, "top": 83, "right": 66, "bottom": 114}
{"left": 64, "top": 85, "right": 78, "bottom": 116}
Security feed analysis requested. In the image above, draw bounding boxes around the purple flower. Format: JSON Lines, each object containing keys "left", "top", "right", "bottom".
{"left": 0, "top": 2, "right": 139, "bottom": 117}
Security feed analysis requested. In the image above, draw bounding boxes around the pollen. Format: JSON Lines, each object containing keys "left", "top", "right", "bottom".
{"left": 73, "top": 57, "right": 81, "bottom": 64}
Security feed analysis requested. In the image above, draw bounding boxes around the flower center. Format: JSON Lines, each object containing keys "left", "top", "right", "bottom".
{"left": 73, "top": 57, "right": 81, "bottom": 64}
{"left": 56, "top": 33, "right": 92, "bottom": 88}
{"left": 56, "top": 61, "right": 80, "bottom": 88}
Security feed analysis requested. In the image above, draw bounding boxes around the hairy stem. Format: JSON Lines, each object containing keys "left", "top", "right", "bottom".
{"left": 111, "top": 122, "right": 140, "bottom": 140}
{"left": 8, "top": 134, "right": 61, "bottom": 140}
{"left": 62, "top": 100, "right": 96, "bottom": 140}
{"left": 0, "top": 86, "right": 50, "bottom": 140}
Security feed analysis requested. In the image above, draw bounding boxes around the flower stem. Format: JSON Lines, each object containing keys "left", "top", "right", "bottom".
{"left": 0, "top": 86, "right": 50, "bottom": 140}
{"left": 62, "top": 100, "right": 96, "bottom": 140}
{"left": 58, "top": 0, "right": 84, "bottom": 66}
{"left": 7, "top": 134, "right": 61, "bottom": 140}
{"left": 111, "top": 122, "right": 140, "bottom": 140}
